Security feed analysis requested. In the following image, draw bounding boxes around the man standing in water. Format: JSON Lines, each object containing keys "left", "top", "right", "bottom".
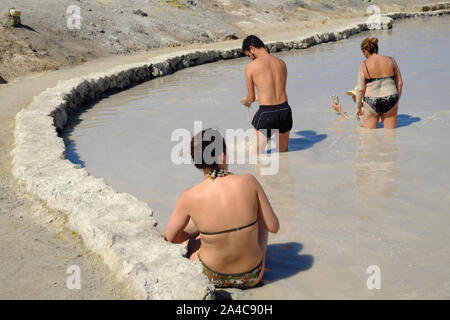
{"left": 241, "top": 35, "right": 293, "bottom": 153}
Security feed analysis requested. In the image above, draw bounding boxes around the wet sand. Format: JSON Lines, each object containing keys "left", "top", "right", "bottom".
{"left": 65, "top": 16, "right": 450, "bottom": 299}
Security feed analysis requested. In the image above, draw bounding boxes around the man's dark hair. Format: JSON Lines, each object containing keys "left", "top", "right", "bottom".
{"left": 242, "top": 35, "right": 266, "bottom": 53}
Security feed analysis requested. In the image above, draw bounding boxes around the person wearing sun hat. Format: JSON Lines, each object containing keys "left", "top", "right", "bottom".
{"left": 346, "top": 86, "right": 358, "bottom": 98}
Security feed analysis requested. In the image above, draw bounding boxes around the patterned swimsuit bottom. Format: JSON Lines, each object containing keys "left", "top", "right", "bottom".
{"left": 364, "top": 93, "right": 399, "bottom": 114}
{"left": 198, "top": 254, "right": 263, "bottom": 289}
{"left": 197, "top": 219, "right": 262, "bottom": 289}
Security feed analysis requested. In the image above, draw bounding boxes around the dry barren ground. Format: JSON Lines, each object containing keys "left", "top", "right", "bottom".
{"left": 0, "top": 0, "right": 435, "bottom": 81}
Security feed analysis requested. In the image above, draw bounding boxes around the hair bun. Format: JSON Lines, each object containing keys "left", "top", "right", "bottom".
{"left": 361, "top": 37, "right": 379, "bottom": 54}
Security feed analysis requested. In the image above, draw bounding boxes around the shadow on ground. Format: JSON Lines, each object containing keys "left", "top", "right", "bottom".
{"left": 61, "top": 101, "right": 101, "bottom": 168}
{"left": 17, "top": 23, "right": 39, "bottom": 33}
{"left": 263, "top": 242, "right": 314, "bottom": 284}
{"left": 62, "top": 88, "right": 127, "bottom": 167}
{"left": 377, "top": 114, "right": 421, "bottom": 128}
{"left": 64, "top": 138, "right": 86, "bottom": 167}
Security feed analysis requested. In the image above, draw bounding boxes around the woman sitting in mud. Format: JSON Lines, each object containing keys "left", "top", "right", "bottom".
{"left": 165, "top": 128, "right": 279, "bottom": 289}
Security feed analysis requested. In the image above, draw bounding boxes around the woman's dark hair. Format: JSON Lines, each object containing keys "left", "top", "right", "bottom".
{"left": 190, "top": 129, "right": 227, "bottom": 170}
{"left": 361, "top": 37, "right": 379, "bottom": 54}
{"left": 242, "top": 35, "right": 266, "bottom": 53}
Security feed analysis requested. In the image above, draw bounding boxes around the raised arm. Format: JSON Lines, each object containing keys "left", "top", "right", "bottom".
{"left": 251, "top": 175, "right": 279, "bottom": 233}
{"left": 165, "top": 191, "right": 192, "bottom": 244}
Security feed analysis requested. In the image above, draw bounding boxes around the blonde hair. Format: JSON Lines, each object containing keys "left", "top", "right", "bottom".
{"left": 361, "top": 37, "right": 379, "bottom": 54}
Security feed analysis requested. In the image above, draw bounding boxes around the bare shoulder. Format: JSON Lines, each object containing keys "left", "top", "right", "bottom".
{"left": 359, "top": 61, "right": 366, "bottom": 71}
{"left": 230, "top": 173, "right": 259, "bottom": 187}
{"left": 270, "top": 54, "right": 285, "bottom": 66}
{"left": 380, "top": 55, "right": 398, "bottom": 68}
{"left": 179, "top": 186, "right": 198, "bottom": 201}
{"left": 387, "top": 56, "right": 398, "bottom": 64}
{"left": 379, "top": 55, "right": 394, "bottom": 63}
{"left": 245, "top": 60, "right": 257, "bottom": 70}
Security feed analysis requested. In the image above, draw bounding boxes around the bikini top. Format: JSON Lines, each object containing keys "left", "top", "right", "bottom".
{"left": 364, "top": 57, "right": 397, "bottom": 84}
{"left": 200, "top": 169, "right": 258, "bottom": 235}
{"left": 199, "top": 219, "right": 258, "bottom": 236}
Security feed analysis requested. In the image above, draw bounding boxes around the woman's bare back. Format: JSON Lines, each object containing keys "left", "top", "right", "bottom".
{"left": 363, "top": 54, "right": 396, "bottom": 79}
{"left": 185, "top": 174, "right": 264, "bottom": 273}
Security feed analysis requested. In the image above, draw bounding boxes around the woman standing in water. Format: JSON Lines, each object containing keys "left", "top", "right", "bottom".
{"left": 165, "top": 129, "right": 279, "bottom": 289}
{"left": 355, "top": 37, "right": 403, "bottom": 129}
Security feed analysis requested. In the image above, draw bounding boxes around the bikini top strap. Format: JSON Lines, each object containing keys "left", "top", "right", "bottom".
{"left": 364, "top": 60, "right": 372, "bottom": 79}
{"left": 200, "top": 219, "right": 258, "bottom": 236}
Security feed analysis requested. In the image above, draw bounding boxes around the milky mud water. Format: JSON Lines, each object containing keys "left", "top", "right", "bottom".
{"left": 64, "top": 16, "right": 450, "bottom": 299}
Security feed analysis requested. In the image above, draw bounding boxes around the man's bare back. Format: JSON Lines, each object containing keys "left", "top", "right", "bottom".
{"left": 245, "top": 54, "right": 288, "bottom": 106}
{"left": 241, "top": 35, "right": 293, "bottom": 152}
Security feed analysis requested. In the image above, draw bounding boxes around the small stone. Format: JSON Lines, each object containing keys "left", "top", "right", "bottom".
{"left": 224, "top": 31, "right": 238, "bottom": 41}
{"left": 133, "top": 9, "right": 148, "bottom": 17}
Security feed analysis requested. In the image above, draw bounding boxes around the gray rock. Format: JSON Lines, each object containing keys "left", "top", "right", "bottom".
{"left": 224, "top": 31, "right": 238, "bottom": 41}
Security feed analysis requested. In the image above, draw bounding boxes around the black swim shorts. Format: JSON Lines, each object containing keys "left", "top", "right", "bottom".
{"left": 251, "top": 101, "right": 293, "bottom": 137}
